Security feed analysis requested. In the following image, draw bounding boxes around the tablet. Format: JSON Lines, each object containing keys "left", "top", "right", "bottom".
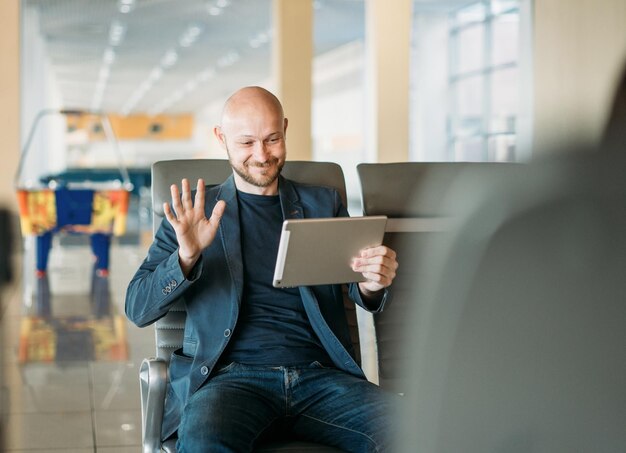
{"left": 272, "top": 216, "right": 388, "bottom": 288}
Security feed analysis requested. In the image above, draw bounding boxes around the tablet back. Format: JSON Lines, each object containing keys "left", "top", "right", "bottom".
{"left": 273, "top": 216, "right": 387, "bottom": 288}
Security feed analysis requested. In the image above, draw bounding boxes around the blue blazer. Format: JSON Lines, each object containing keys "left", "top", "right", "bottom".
{"left": 125, "top": 175, "right": 390, "bottom": 439}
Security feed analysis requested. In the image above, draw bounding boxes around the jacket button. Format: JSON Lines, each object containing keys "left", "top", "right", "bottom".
{"left": 224, "top": 329, "right": 231, "bottom": 338}
{"left": 200, "top": 366, "right": 209, "bottom": 376}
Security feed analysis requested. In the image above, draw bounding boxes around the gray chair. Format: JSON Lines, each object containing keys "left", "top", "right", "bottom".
{"left": 396, "top": 152, "right": 626, "bottom": 452}
{"left": 357, "top": 162, "right": 520, "bottom": 391}
{"left": 140, "top": 159, "right": 357, "bottom": 453}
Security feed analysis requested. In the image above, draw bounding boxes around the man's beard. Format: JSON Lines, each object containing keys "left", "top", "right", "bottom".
{"left": 228, "top": 150, "right": 284, "bottom": 188}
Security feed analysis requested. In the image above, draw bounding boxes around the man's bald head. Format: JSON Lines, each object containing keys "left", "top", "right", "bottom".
{"left": 220, "top": 86, "right": 285, "bottom": 128}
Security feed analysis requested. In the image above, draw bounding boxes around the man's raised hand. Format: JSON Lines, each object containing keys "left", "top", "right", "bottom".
{"left": 163, "top": 178, "right": 226, "bottom": 276}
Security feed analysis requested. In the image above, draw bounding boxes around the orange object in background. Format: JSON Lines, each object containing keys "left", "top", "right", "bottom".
{"left": 15, "top": 189, "right": 57, "bottom": 236}
{"left": 17, "top": 315, "right": 129, "bottom": 363}
{"left": 67, "top": 112, "right": 194, "bottom": 141}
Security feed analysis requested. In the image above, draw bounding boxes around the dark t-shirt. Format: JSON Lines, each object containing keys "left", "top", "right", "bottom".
{"left": 218, "top": 190, "right": 332, "bottom": 366}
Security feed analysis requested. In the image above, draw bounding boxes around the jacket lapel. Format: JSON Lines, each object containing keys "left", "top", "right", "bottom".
{"left": 278, "top": 175, "right": 304, "bottom": 220}
{"left": 215, "top": 175, "right": 302, "bottom": 306}
{"left": 215, "top": 175, "right": 244, "bottom": 305}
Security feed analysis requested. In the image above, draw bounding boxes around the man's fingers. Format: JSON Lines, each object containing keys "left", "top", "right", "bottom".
{"left": 353, "top": 261, "right": 396, "bottom": 274}
{"left": 170, "top": 184, "right": 183, "bottom": 214}
{"left": 354, "top": 254, "right": 393, "bottom": 267}
{"left": 360, "top": 271, "right": 392, "bottom": 286}
{"left": 181, "top": 178, "right": 192, "bottom": 209}
{"left": 163, "top": 202, "right": 177, "bottom": 224}
{"left": 359, "top": 245, "right": 397, "bottom": 261}
{"left": 194, "top": 179, "right": 205, "bottom": 213}
{"left": 209, "top": 200, "right": 226, "bottom": 228}
{"left": 353, "top": 255, "right": 398, "bottom": 271}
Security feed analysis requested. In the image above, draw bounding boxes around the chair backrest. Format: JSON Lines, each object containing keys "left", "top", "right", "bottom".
{"left": 398, "top": 152, "right": 626, "bottom": 452}
{"left": 357, "top": 162, "right": 520, "bottom": 392}
{"left": 150, "top": 159, "right": 358, "bottom": 364}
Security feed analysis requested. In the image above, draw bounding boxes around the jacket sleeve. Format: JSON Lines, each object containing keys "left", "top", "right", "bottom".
{"left": 125, "top": 218, "right": 203, "bottom": 328}
{"left": 348, "top": 282, "right": 390, "bottom": 314}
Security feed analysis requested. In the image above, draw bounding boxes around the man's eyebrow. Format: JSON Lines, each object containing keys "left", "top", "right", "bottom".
{"left": 234, "top": 132, "right": 282, "bottom": 140}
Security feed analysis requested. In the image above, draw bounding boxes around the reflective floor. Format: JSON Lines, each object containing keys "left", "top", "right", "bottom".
{"left": 1, "top": 236, "right": 153, "bottom": 452}
{"left": 0, "top": 227, "right": 378, "bottom": 452}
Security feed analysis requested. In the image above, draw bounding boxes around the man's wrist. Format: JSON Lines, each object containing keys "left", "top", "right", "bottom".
{"left": 357, "top": 284, "right": 386, "bottom": 311}
{"left": 358, "top": 283, "right": 384, "bottom": 299}
{"left": 178, "top": 252, "right": 200, "bottom": 277}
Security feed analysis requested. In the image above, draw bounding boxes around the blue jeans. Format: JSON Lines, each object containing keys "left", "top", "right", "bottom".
{"left": 176, "top": 362, "right": 398, "bottom": 452}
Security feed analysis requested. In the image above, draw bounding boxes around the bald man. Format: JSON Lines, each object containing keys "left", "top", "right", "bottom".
{"left": 126, "top": 87, "right": 399, "bottom": 452}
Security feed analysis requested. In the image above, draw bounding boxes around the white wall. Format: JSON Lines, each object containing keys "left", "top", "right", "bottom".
{"left": 20, "top": 4, "right": 64, "bottom": 187}
{"left": 409, "top": 13, "right": 449, "bottom": 162}
{"left": 312, "top": 41, "right": 367, "bottom": 212}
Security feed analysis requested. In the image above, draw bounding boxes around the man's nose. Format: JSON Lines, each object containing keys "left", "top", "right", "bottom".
{"left": 252, "top": 141, "right": 269, "bottom": 161}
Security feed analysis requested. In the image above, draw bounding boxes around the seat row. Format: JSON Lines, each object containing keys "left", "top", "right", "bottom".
{"left": 139, "top": 159, "right": 521, "bottom": 453}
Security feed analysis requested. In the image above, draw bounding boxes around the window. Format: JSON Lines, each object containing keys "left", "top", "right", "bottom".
{"left": 448, "top": 0, "right": 522, "bottom": 162}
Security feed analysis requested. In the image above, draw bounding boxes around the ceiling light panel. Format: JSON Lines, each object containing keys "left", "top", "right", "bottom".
{"left": 23, "top": 0, "right": 372, "bottom": 114}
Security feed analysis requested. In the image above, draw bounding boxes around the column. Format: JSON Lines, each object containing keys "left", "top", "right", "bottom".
{"left": 273, "top": 0, "right": 313, "bottom": 160}
{"left": 0, "top": 0, "right": 20, "bottom": 209}
{"left": 533, "top": 0, "right": 626, "bottom": 154}
{"left": 365, "top": 0, "right": 412, "bottom": 163}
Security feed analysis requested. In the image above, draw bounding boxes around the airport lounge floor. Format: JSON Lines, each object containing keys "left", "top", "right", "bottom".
{"left": 0, "top": 224, "right": 378, "bottom": 452}
{"left": 1, "top": 237, "right": 153, "bottom": 452}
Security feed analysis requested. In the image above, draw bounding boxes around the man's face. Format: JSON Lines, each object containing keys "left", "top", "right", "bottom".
{"left": 217, "top": 98, "right": 288, "bottom": 192}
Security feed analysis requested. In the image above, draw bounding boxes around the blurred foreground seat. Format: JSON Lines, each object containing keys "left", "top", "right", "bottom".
{"left": 397, "top": 151, "right": 626, "bottom": 452}
{"left": 357, "top": 162, "right": 518, "bottom": 392}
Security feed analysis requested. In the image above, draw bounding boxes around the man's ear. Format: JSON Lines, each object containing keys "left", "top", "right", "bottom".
{"left": 283, "top": 118, "right": 288, "bottom": 137}
{"left": 213, "top": 126, "right": 226, "bottom": 148}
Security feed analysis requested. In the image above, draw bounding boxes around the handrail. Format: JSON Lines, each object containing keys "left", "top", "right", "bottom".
{"left": 14, "top": 109, "right": 133, "bottom": 190}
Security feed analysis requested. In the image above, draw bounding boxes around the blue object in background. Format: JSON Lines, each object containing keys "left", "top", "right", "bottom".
{"left": 40, "top": 167, "right": 151, "bottom": 197}
{"left": 54, "top": 188, "right": 94, "bottom": 226}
